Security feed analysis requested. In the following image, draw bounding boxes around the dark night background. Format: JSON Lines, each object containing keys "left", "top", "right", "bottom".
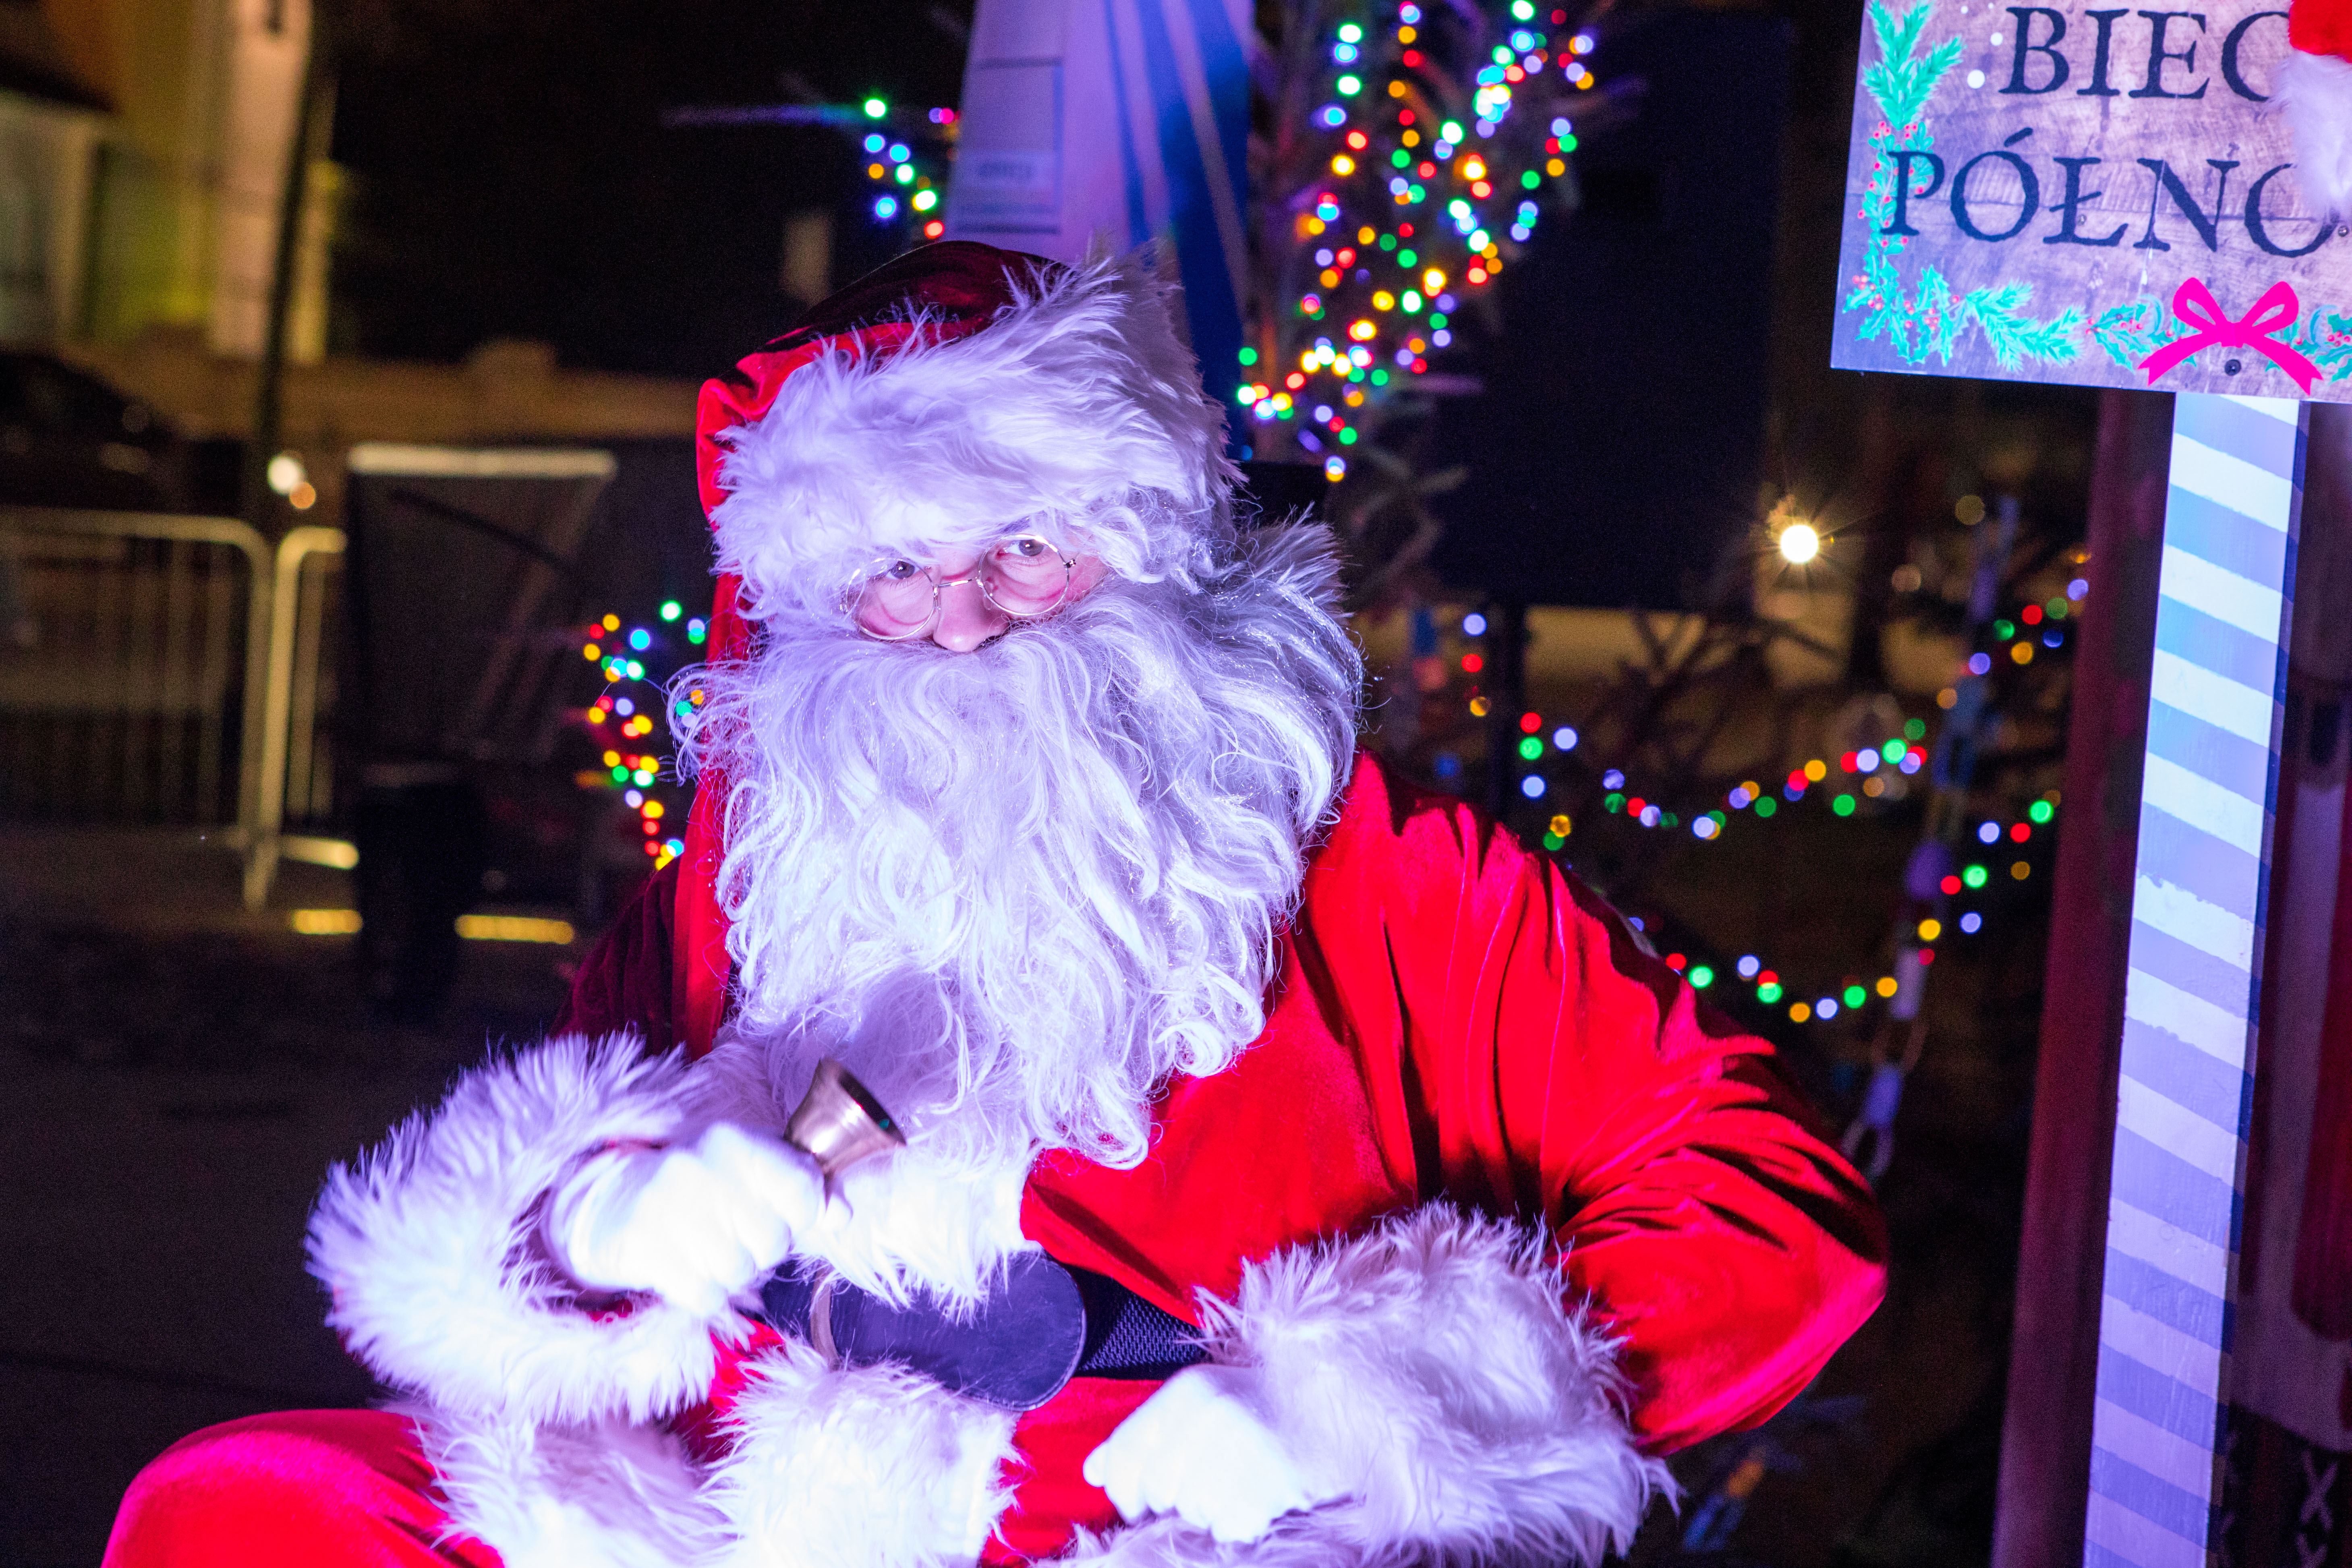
{"left": 326, "top": 0, "right": 976, "bottom": 375}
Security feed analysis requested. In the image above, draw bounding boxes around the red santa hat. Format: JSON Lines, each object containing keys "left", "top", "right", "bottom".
{"left": 671, "top": 240, "right": 1240, "bottom": 1054}
{"left": 695, "top": 241, "right": 1239, "bottom": 625}
{"left": 2279, "top": 0, "right": 2352, "bottom": 215}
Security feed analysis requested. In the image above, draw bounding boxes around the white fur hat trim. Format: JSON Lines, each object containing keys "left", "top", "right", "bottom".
{"left": 707, "top": 251, "right": 1239, "bottom": 621}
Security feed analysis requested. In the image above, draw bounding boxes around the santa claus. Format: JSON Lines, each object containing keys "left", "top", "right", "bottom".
{"left": 106, "top": 242, "right": 1886, "bottom": 1568}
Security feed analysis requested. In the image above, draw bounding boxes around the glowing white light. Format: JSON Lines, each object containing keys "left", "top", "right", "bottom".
{"left": 1552, "top": 726, "right": 1577, "bottom": 750}
{"left": 1521, "top": 775, "right": 1548, "bottom": 800}
{"left": 1777, "top": 523, "right": 1821, "bottom": 564}
{"left": 266, "top": 452, "right": 307, "bottom": 495}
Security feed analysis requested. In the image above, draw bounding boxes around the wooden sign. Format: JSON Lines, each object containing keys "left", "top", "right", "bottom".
{"left": 1831, "top": 0, "right": 2352, "bottom": 398}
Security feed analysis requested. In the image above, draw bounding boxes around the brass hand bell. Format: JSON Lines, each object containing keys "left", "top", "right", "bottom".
{"left": 782, "top": 1058, "right": 906, "bottom": 1177}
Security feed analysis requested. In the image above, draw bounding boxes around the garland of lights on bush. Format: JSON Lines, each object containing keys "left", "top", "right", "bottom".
{"left": 665, "top": 97, "right": 955, "bottom": 244}
{"left": 1241, "top": 0, "right": 1600, "bottom": 478}
{"left": 1415, "top": 572, "right": 2088, "bottom": 1031}
{"left": 835, "top": 6, "right": 1596, "bottom": 458}
{"left": 576, "top": 603, "right": 710, "bottom": 872}
{"left": 852, "top": 99, "right": 957, "bottom": 239}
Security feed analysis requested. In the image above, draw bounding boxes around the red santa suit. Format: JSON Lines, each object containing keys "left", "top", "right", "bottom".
{"left": 105, "top": 244, "right": 1884, "bottom": 1568}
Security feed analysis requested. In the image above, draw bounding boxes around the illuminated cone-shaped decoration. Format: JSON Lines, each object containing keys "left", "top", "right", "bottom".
{"left": 2278, "top": 0, "right": 2352, "bottom": 215}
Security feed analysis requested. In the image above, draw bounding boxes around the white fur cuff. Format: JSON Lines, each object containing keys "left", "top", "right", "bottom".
{"left": 1194, "top": 1206, "right": 1672, "bottom": 1568}
{"left": 409, "top": 1401, "right": 728, "bottom": 1568}
{"left": 308, "top": 1034, "right": 742, "bottom": 1425}
{"left": 711, "top": 1338, "right": 1021, "bottom": 1568}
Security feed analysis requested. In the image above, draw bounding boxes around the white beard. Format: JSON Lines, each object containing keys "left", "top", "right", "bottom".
{"left": 675, "top": 523, "right": 1360, "bottom": 1285}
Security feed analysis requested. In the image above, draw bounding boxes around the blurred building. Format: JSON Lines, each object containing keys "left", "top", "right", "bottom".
{"left": 4, "top": 0, "right": 694, "bottom": 515}
{"left": 10, "top": 0, "right": 324, "bottom": 358}
{"left": 0, "top": 0, "right": 110, "bottom": 345}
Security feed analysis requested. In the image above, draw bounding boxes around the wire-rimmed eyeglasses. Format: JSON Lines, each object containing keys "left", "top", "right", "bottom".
{"left": 846, "top": 534, "right": 1078, "bottom": 641}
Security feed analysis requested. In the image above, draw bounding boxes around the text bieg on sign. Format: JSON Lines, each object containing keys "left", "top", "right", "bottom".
{"left": 1831, "top": 0, "right": 2352, "bottom": 396}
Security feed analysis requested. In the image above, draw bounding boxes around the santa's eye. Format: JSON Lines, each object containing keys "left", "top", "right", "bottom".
{"left": 999, "top": 536, "right": 1051, "bottom": 561}
{"left": 877, "top": 559, "right": 925, "bottom": 582}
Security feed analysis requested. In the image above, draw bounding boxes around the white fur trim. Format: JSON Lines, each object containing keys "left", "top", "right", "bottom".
{"left": 709, "top": 1338, "right": 1022, "bottom": 1568}
{"left": 307, "top": 1034, "right": 743, "bottom": 1425}
{"left": 406, "top": 1400, "right": 728, "bottom": 1568}
{"left": 2278, "top": 50, "right": 2352, "bottom": 216}
{"left": 1061, "top": 1515, "right": 1363, "bottom": 1568}
{"left": 710, "top": 250, "right": 1240, "bottom": 621}
{"left": 696, "top": 1025, "right": 1038, "bottom": 1307}
{"left": 1184, "top": 1206, "right": 1672, "bottom": 1568}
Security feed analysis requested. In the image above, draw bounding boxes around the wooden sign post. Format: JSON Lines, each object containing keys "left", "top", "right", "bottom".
{"left": 1834, "top": 1, "right": 2350, "bottom": 1563}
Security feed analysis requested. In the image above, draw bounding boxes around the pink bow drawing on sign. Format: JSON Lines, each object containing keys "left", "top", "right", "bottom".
{"left": 2138, "top": 278, "right": 2324, "bottom": 394}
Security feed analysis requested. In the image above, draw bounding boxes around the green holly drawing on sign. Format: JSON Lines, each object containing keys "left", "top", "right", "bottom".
{"left": 2292, "top": 310, "right": 2352, "bottom": 381}
{"left": 2087, "top": 298, "right": 2192, "bottom": 369}
{"left": 2089, "top": 296, "right": 2352, "bottom": 384}
{"left": 1843, "top": 0, "right": 2081, "bottom": 369}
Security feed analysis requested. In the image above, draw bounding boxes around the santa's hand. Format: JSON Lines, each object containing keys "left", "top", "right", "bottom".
{"left": 1082, "top": 1363, "right": 1333, "bottom": 1543}
{"left": 547, "top": 1123, "right": 831, "bottom": 1316}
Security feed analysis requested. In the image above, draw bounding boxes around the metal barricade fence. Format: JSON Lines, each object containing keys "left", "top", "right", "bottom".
{"left": 0, "top": 507, "right": 271, "bottom": 830}
{"left": 0, "top": 506, "right": 349, "bottom": 907}
{"left": 244, "top": 526, "right": 346, "bottom": 907}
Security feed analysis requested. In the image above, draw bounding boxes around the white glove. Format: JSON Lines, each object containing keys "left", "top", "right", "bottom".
{"left": 1082, "top": 1363, "right": 1336, "bottom": 1543}
{"left": 547, "top": 1123, "right": 831, "bottom": 1316}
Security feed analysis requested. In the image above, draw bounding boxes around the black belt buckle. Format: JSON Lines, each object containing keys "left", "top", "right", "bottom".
{"left": 755, "top": 1252, "right": 1207, "bottom": 1410}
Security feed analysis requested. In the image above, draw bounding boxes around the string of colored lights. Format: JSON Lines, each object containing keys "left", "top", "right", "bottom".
{"left": 576, "top": 601, "right": 709, "bottom": 872}
{"left": 1640, "top": 795, "right": 2056, "bottom": 1027}
{"left": 1242, "top": 0, "right": 1596, "bottom": 478}
{"left": 852, "top": 101, "right": 959, "bottom": 239}
{"left": 1440, "top": 571, "right": 2087, "bottom": 835}
{"left": 1933, "top": 576, "right": 2089, "bottom": 702}
{"left": 1481, "top": 695, "right": 2062, "bottom": 1029}
{"left": 1588, "top": 729, "right": 1936, "bottom": 841}
{"left": 1419, "top": 575, "right": 2078, "bottom": 1027}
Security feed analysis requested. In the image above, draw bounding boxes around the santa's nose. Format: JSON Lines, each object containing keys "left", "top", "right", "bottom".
{"left": 926, "top": 552, "right": 1009, "bottom": 652}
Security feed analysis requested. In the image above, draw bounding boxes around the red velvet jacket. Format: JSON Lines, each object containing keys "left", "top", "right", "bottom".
{"left": 555, "top": 753, "right": 1887, "bottom": 1560}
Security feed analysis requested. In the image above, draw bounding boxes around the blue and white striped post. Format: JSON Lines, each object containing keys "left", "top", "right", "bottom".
{"left": 2086, "top": 392, "right": 2306, "bottom": 1568}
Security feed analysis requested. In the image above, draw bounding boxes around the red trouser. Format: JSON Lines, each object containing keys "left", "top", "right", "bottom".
{"left": 103, "top": 1410, "right": 502, "bottom": 1568}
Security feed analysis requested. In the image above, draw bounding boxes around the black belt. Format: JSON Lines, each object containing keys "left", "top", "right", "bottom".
{"left": 754, "top": 1251, "right": 1207, "bottom": 1411}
